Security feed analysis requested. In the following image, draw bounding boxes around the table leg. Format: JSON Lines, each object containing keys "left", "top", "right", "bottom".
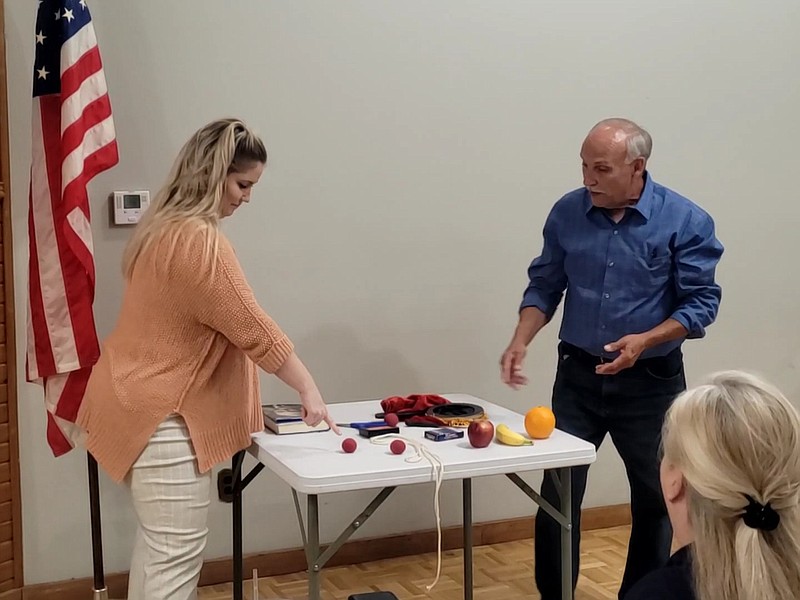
{"left": 232, "top": 451, "right": 245, "bottom": 600}
{"left": 505, "top": 472, "right": 575, "bottom": 599}
{"left": 462, "top": 478, "right": 473, "bottom": 600}
{"left": 307, "top": 494, "right": 320, "bottom": 600}
{"left": 559, "top": 467, "right": 573, "bottom": 600}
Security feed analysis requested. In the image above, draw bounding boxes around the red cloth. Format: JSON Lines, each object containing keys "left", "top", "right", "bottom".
{"left": 380, "top": 394, "right": 450, "bottom": 423}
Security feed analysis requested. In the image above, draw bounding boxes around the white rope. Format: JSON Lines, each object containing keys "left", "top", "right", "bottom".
{"left": 370, "top": 433, "right": 445, "bottom": 591}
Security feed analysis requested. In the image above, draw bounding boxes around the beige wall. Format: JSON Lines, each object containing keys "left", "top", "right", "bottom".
{"left": 6, "top": 0, "right": 800, "bottom": 585}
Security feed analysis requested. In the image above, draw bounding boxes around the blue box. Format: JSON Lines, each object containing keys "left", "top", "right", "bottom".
{"left": 424, "top": 427, "right": 464, "bottom": 441}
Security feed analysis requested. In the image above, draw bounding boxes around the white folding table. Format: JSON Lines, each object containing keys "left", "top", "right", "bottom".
{"left": 227, "top": 394, "right": 596, "bottom": 600}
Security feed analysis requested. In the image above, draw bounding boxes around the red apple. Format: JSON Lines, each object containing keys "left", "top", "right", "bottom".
{"left": 467, "top": 420, "right": 494, "bottom": 448}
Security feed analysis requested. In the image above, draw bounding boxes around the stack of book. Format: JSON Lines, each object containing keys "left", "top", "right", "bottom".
{"left": 262, "top": 403, "right": 330, "bottom": 435}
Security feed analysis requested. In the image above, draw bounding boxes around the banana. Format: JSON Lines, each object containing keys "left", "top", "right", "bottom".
{"left": 495, "top": 424, "right": 534, "bottom": 446}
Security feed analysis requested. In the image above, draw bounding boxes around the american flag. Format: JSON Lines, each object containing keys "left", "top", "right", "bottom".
{"left": 27, "top": 0, "right": 118, "bottom": 456}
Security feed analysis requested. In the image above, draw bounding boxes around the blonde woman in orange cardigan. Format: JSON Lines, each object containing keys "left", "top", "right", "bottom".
{"left": 78, "top": 118, "right": 339, "bottom": 600}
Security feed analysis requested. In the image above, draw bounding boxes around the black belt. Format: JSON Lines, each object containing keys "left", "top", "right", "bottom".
{"left": 559, "top": 341, "right": 681, "bottom": 369}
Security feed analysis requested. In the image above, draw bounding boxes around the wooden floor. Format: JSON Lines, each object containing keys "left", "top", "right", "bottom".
{"left": 198, "top": 525, "right": 629, "bottom": 600}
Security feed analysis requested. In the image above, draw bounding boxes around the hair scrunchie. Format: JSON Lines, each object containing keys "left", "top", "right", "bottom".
{"left": 742, "top": 495, "right": 780, "bottom": 531}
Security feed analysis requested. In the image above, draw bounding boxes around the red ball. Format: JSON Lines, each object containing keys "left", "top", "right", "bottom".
{"left": 342, "top": 438, "right": 357, "bottom": 453}
{"left": 384, "top": 413, "right": 400, "bottom": 427}
{"left": 390, "top": 439, "right": 406, "bottom": 455}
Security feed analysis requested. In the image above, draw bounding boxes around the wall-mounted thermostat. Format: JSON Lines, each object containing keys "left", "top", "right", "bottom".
{"left": 112, "top": 190, "right": 150, "bottom": 225}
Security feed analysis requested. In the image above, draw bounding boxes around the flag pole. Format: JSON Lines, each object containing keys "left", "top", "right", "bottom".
{"left": 87, "top": 452, "right": 109, "bottom": 600}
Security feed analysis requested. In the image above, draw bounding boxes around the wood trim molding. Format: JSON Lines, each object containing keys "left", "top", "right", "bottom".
{"left": 0, "top": 0, "right": 24, "bottom": 591}
{"left": 20, "top": 504, "right": 631, "bottom": 600}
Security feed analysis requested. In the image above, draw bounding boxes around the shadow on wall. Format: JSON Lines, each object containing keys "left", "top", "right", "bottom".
{"left": 292, "top": 325, "right": 425, "bottom": 404}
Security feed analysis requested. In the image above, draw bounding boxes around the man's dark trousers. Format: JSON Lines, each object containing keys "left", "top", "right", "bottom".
{"left": 534, "top": 341, "right": 686, "bottom": 600}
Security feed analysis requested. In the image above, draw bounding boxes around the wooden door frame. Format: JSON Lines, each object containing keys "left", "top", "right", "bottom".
{"left": 0, "top": 0, "right": 24, "bottom": 594}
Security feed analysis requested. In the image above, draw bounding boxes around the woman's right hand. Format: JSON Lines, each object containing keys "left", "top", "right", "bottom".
{"left": 275, "top": 352, "right": 340, "bottom": 434}
{"left": 300, "top": 388, "right": 340, "bottom": 435}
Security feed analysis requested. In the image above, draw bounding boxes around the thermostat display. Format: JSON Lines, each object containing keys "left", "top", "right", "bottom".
{"left": 113, "top": 190, "right": 150, "bottom": 225}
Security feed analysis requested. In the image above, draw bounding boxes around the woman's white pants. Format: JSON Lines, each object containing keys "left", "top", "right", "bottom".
{"left": 126, "top": 414, "right": 211, "bottom": 600}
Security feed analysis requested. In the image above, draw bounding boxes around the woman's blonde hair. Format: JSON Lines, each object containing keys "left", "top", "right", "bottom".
{"left": 662, "top": 370, "right": 800, "bottom": 600}
{"left": 121, "top": 118, "right": 267, "bottom": 279}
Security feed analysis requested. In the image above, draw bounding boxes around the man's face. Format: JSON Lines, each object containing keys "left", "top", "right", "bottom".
{"left": 580, "top": 128, "right": 644, "bottom": 209}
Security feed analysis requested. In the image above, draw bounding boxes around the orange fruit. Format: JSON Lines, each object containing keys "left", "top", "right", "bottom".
{"left": 524, "top": 406, "right": 556, "bottom": 439}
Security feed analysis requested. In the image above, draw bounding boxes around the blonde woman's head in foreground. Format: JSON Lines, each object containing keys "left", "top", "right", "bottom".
{"left": 122, "top": 118, "right": 267, "bottom": 278}
{"left": 660, "top": 370, "right": 800, "bottom": 600}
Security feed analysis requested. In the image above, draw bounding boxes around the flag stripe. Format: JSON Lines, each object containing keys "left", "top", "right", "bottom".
{"left": 62, "top": 116, "right": 116, "bottom": 193}
{"left": 61, "top": 50, "right": 103, "bottom": 112}
{"left": 27, "top": 181, "right": 53, "bottom": 381}
{"left": 42, "top": 95, "right": 94, "bottom": 372}
{"left": 63, "top": 139, "right": 118, "bottom": 286}
{"left": 61, "top": 48, "right": 104, "bottom": 132}
{"left": 46, "top": 367, "right": 91, "bottom": 422}
{"left": 61, "top": 89, "right": 113, "bottom": 161}
{"left": 66, "top": 207, "right": 94, "bottom": 274}
{"left": 25, "top": 297, "right": 40, "bottom": 379}
{"left": 31, "top": 98, "right": 81, "bottom": 372}
{"left": 59, "top": 16, "right": 98, "bottom": 78}
{"left": 46, "top": 410, "right": 75, "bottom": 457}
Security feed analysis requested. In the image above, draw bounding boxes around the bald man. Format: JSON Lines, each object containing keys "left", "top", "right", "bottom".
{"left": 500, "top": 118, "right": 723, "bottom": 599}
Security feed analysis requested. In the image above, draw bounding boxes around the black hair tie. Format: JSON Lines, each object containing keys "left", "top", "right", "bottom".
{"left": 742, "top": 495, "right": 780, "bottom": 532}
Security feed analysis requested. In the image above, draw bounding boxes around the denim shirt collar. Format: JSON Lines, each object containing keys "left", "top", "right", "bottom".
{"left": 583, "top": 171, "right": 655, "bottom": 222}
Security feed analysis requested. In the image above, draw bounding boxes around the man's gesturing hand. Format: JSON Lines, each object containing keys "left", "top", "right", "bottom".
{"left": 501, "top": 343, "right": 529, "bottom": 389}
{"left": 595, "top": 334, "right": 648, "bottom": 375}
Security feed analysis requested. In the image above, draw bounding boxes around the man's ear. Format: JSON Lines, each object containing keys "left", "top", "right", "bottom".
{"left": 632, "top": 157, "right": 646, "bottom": 177}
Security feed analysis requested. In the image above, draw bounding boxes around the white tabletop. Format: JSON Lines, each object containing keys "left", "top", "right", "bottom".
{"left": 249, "top": 393, "right": 596, "bottom": 494}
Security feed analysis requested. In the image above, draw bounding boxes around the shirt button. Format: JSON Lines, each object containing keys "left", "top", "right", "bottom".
{"left": 601, "top": 324, "right": 606, "bottom": 330}
{"left": 608, "top": 261, "right": 615, "bottom": 267}
{"left": 604, "top": 293, "right": 610, "bottom": 299}
{"left": 613, "top": 230, "right": 619, "bottom": 236}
